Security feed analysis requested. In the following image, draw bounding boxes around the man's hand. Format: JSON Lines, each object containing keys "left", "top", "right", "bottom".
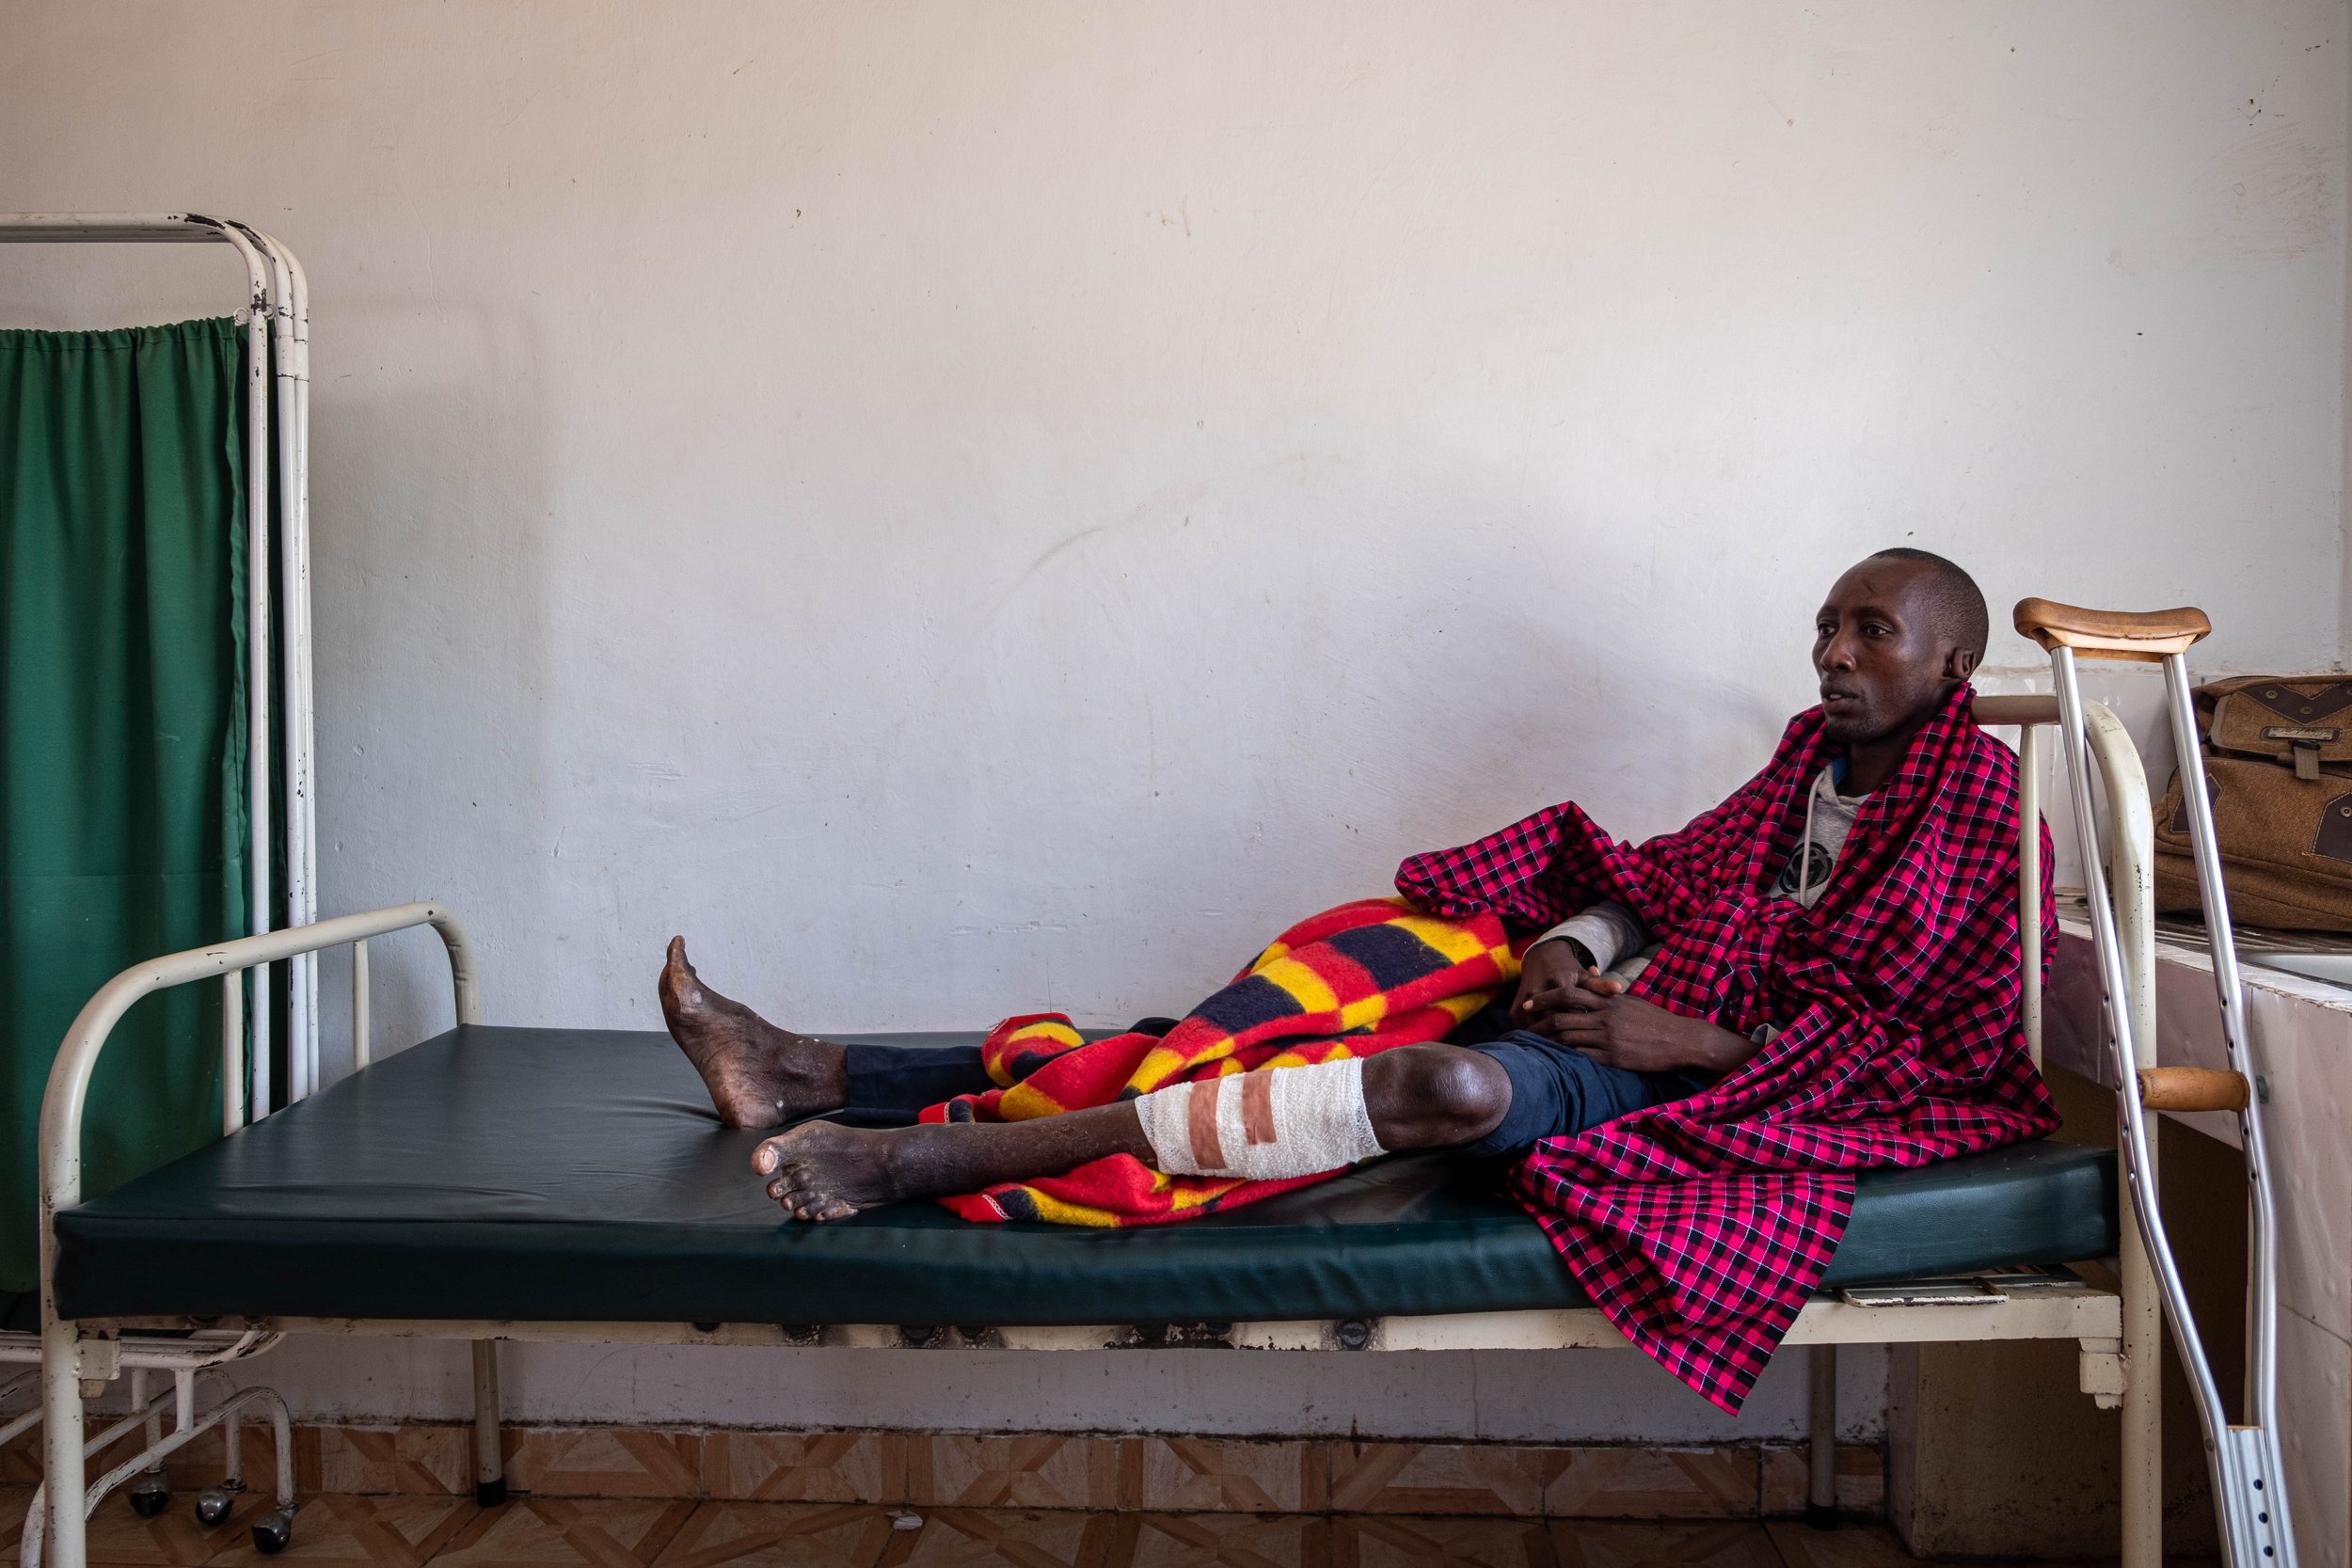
{"left": 1510, "top": 939, "right": 1604, "bottom": 1029}
{"left": 1530, "top": 985, "right": 1758, "bottom": 1077}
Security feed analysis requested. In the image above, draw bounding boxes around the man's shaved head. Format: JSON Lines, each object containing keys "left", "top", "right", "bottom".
{"left": 1812, "top": 550, "right": 1987, "bottom": 766}
{"left": 1864, "top": 547, "right": 1989, "bottom": 663}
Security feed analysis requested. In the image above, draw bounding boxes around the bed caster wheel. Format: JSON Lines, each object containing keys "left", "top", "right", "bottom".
{"left": 250, "top": 1509, "right": 294, "bottom": 1555}
{"left": 128, "top": 1474, "right": 170, "bottom": 1517}
{"left": 196, "top": 1487, "right": 238, "bottom": 1528}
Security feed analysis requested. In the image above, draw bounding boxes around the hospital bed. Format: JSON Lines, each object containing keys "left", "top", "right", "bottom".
{"left": 28, "top": 690, "right": 2172, "bottom": 1568}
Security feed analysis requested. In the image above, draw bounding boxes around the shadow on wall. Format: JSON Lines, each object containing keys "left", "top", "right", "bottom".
{"left": 308, "top": 294, "right": 557, "bottom": 1075}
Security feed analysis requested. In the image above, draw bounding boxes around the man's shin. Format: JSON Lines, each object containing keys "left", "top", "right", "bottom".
{"left": 1135, "top": 1058, "right": 1387, "bottom": 1180}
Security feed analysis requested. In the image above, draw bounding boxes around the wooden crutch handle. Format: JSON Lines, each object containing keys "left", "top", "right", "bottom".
{"left": 2013, "top": 592, "right": 2211, "bottom": 657}
{"left": 2137, "top": 1066, "right": 2250, "bottom": 1113}
{"left": 1970, "top": 693, "right": 2061, "bottom": 727}
{"left": 2012, "top": 598, "right": 2212, "bottom": 661}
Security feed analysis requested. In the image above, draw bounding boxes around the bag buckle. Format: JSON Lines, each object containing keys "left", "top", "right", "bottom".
{"left": 2261, "top": 725, "right": 2337, "bottom": 779}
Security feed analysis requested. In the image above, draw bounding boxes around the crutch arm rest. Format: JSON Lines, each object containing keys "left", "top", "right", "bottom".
{"left": 2012, "top": 598, "right": 2212, "bottom": 661}
{"left": 1970, "top": 693, "right": 2061, "bottom": 727}
{"left": 2136, "top": 1066, "right": 2250, "bottom": 1113}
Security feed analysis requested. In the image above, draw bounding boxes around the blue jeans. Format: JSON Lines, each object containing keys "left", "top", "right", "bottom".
{"left": 1452, "top": 1032, "right": 1709, "bottom": 1157}
{"left": 1441, "top": 990, "right": 1714, "bottom": 1156}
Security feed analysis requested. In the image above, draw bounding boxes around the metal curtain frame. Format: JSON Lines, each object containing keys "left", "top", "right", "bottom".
{"left": 31, "top": 694, "right": 2175, "bottom": 1568}
{"left": 0, "top": 213, "right": 322, "bottom": 1112}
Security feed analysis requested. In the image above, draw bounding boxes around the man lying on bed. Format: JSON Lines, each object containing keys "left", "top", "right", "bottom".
{"left": 657, "top": 546, "right": 2043, "bottom": 1226}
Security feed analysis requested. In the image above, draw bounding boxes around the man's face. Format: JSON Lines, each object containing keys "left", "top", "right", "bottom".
{"left": 1812, "top": 562, "right": 1967, "bottom": 745}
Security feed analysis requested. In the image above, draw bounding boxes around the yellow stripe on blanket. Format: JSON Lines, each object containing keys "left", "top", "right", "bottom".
{"left": 1254, "top": 954, "right": 1341, "bottom": 1016}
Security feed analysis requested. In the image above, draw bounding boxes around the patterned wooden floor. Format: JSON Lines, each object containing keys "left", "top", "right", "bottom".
{"left": 57, "top": 1425, "right": 1883, "bottom": 1523}
{"left": 0, "top": 1490, "right": 2106, "bottom": 1568}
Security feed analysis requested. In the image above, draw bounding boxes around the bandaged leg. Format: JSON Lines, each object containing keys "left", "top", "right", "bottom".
{"left": 1135, "top": 1057, "right": 1388, "bottom": 1179}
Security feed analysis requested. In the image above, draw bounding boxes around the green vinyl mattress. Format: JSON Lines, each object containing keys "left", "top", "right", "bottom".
{"left": 52, "top": 1027, "right": 2119, "bottom": 1325}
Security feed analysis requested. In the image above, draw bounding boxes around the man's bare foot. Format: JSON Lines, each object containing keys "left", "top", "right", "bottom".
{"left": 659, "top": 937, "right": 848, "bottom": 1130}
{"left": 753, "top": 1122, "right": 900, "bottom": 1222}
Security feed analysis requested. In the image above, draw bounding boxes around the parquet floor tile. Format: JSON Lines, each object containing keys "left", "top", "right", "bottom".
{"left": 1336, "top": 1514, "right": 1558, "bottom": 1568}
{"left": 1549, "top": 1520, "right": 1783, "bottom": 1568}
{"left": 1327, "top": 1444, "right": 1559, "bottom": 1519}
{"left": 698, "top": 1433, "right": 900, "bottom": 1505}
{"left": 431, "top": 1498, "right": 696, "bottom": 1568}
{"left": 503, "top": 1434, "right": 702, "bottom": 1501}
{"left": 1126, "top": 1512, "right": 1328, "bottom": 1568}
{"left": 1759, "top": 1523, "right": 2122, "bottom": 1568}
{"left": 314, "top": 1429, "right": 474, "bottom": 1497}
{"left": 1132, "top": 1442, "right": 1324, "bottom": 1514}
{"left": 1760, "top": 1524, "right": 1915, "bottom": 1568}
{"left": 206, "top": 1494, "right": 477, "bottom": 1568}
{"left": 903, "top": 1436, "right": 1131, "bottom": 1512}
{"left": 648, "top": 1501, "right": 897, "bottom": 1568}
{"left": 1544, "top": 1452, "right": 1757, "bottom": 1521}
{"left": 0, "top": 1485, "right": 29, "bottom": 1563}
{"left": 73, "top": 1486, "right": 274, "bottom": 1566}
{"left": 879, "top": 1508, "right": 1143, "bottom": 1568}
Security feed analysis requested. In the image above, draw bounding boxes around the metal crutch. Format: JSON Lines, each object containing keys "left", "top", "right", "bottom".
{"left": 2013, "top": 597, "right": 2294, "bottom": 1568}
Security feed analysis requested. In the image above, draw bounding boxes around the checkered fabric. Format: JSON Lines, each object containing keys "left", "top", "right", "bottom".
{"left": 1395, "top": 685, "right": 2059, "bottom": 1413}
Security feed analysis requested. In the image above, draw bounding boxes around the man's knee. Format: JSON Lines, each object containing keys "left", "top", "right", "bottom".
{"left": 1366, "top": 1045, "right": 1512, "bottom": 1148}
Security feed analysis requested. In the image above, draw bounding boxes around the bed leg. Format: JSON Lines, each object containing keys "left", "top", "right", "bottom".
{"left": 1806, "top": 1343, "right": 1839, "bottom": 1530}
{"left": 470, "top": 1340, "right": 505, "bottom": 1507}
{"left": 40, "top": 1316, "right": 87, "bottom": 1568}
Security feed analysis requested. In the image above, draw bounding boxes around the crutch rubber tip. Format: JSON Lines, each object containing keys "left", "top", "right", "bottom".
{"left": 1804, "top": 1502, "right": 1839, "bottom": 1531}
{"left": 476, "top": 1478, "right": 509, "bottom": 1508}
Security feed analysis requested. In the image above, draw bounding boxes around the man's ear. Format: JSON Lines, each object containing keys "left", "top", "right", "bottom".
{"left": 1944, "top": 645, "right": 1980, "bottom": 681}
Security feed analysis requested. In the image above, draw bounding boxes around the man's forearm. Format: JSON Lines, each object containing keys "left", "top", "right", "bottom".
{"left": 1685, "top": 1022, "right": 1763, "bottom": 1076}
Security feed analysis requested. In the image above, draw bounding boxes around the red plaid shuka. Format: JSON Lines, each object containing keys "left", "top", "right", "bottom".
{"left": 1396, "top": 686, "right": 2058, "bottom": 1413}
{"left": 927, "top": 898, "right": 1522, "bottom": 1226}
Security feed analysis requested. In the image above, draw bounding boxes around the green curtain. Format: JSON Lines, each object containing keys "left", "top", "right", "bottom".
{"left": 0, "top": 318, "right": 248, "bottom": 1293}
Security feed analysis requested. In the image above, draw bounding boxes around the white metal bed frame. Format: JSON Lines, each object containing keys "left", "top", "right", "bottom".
{"left": 26, "top": 690, "right": 2174, "bottom": 1567}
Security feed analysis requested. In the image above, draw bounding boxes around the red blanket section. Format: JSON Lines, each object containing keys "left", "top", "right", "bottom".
{"left": 923, "top": 897, "right": 1522, "bottom": 1227}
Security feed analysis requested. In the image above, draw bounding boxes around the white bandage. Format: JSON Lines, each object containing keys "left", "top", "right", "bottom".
{"left": 1135, "top": 1058, "right": 1388, "bottom": 1180}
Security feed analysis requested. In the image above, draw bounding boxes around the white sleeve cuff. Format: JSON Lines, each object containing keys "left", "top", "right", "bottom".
{"left": 1531, "top": 900, "right": 1647, "bottom": 974}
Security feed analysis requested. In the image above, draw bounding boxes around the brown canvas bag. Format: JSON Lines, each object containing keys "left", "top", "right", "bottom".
{"left": 2153, "top": 675, "right": 2352, "bottom": 930}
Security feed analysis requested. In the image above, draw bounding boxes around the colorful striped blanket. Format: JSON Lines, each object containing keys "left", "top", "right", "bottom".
{"left": 923, "top": 897, "right": 1522, "bottom": 1226}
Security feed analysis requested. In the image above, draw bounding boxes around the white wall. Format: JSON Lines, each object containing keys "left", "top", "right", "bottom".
{"left": 3, "top": 1, "right": 2344, "bottom": 1443}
